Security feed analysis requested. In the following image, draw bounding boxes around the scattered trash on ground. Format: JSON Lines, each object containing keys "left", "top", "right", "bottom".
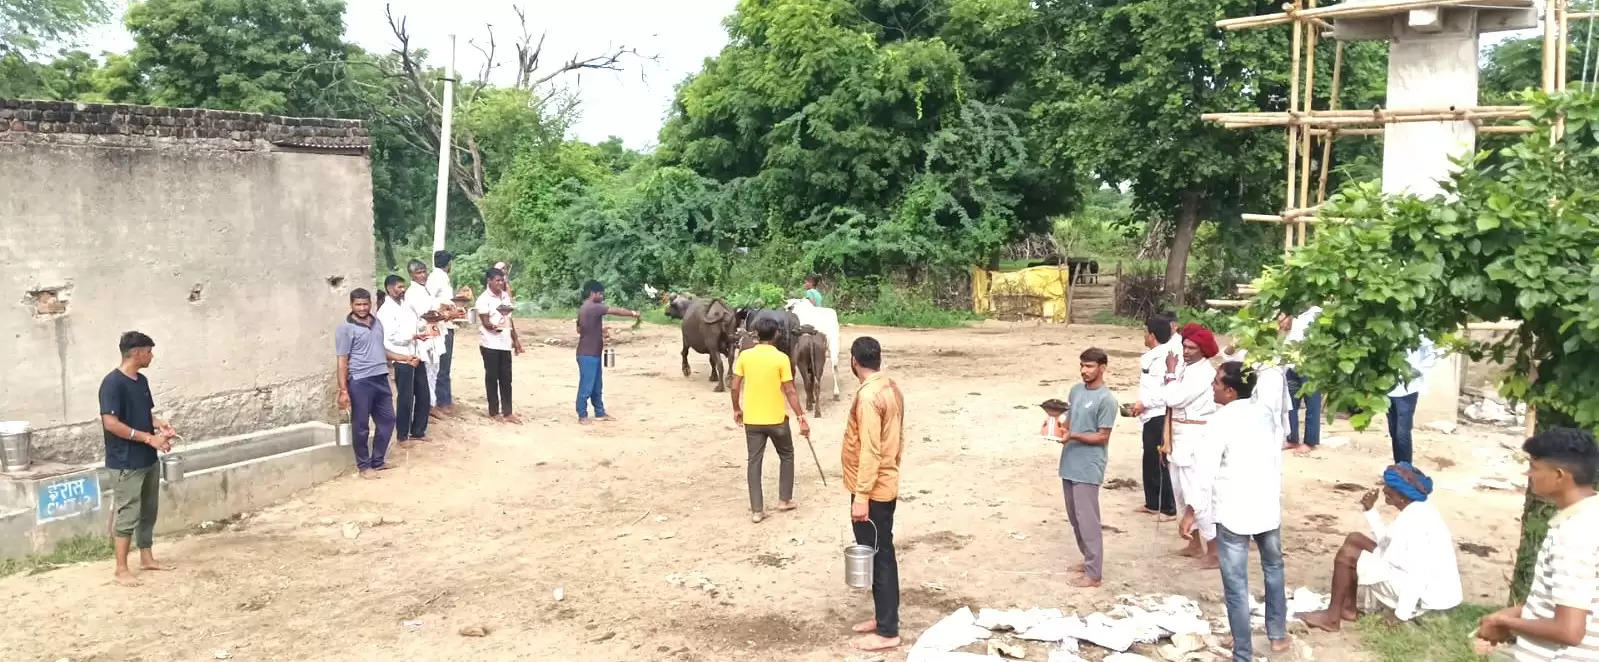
{"left": 911, "top": 594, "right": 1242, "bottom": 662}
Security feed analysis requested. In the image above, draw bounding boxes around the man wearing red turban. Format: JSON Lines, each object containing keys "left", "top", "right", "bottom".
{"left": 1180, "top": 323, "right": 1220, "bottom": 360}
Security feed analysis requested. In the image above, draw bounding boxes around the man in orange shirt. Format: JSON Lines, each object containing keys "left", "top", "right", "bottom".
{"left": 841, "top": 336, "right": 906, "bottom": 652}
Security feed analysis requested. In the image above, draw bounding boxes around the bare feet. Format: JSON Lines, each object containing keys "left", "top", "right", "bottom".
{"left": 1198, "top": 554, "right": 1220, "bottom": 570}
{"left": 850, "top": 634, "right": 901, "bottom": 651}
{"left": 751, "top": 512, "right": 764, "bottom": 523}
{"left": 596, "top": 415, "right": 616, "bottom": 422}
{"left": 1175, "top": 542, "right": 1203, "bottom": 558}
{"left": 1066, "top": 563, "right": 1086, "bottom": 574}
{"left": 1292, "top": 444, "right": 1316, "bottom": 455}
{"left": 113, "top": 569, "right": 142, "bottom": 586}
{"left": 359, "top": 469, "right": 378, "bottom": 479}
{"left": 139, "top": 561, "right": 175, "bottom": 571}
{"left": 777, "top": 500, "right": 798, "bottom": 511}
{"left": 502, "top": 414, "right": 523, "bottom": 424}
{"left": 429, "top": 411, "right": 445, "bottom": 421}
{"left": 1135, "top": 505, "right": 1159, "bottom": 515}
{"left": 579, "top": 418, "right": 594, "bottom": 426}
{"left": 376, "top": 464, "right": 396, "bottom": 471}
{"left": 851, "top": 619, "right": 877, "bottom": 633}
{"left": 1282, "top": 442, "right": 1298, "bottom": 451}
{"left": 1068, "top": 575, "right": 1102, "bottom": 588}
{"left": 1299, "top": 609, "right": 1344, "bottom": 633}
{"left": 1271, "top": 638, "right": 1293, "bottom": 652}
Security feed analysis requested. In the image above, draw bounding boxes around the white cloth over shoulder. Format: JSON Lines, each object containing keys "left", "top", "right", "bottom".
{"left": 1357, "top": 500, "right": 1462, "bottom": 621}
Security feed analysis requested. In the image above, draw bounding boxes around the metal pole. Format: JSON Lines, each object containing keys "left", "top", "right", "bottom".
{"left": 431, "top": 34, "right": 457, "bottom": 253}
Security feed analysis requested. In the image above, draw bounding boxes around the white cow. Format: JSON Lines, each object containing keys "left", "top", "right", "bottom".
{"left": 785, "top": 298, "right": 841, "bottom": 401}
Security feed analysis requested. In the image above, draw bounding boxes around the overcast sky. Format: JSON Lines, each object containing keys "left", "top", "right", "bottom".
{"left": 79, "top": 0, "right": 739, "bottom": 149}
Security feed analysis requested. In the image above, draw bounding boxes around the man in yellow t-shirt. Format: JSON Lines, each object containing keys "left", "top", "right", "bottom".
{"left": 731, "top": 316, "right": 812, "bottom": 523}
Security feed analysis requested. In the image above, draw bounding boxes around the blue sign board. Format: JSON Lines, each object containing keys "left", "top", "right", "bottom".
{"left": 36, "top": 473, "right": 101, "bottom": 524}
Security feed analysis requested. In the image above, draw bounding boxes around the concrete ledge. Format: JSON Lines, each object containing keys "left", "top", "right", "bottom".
{"left": 0, "top": 422, "right": 350, "bottom": 560}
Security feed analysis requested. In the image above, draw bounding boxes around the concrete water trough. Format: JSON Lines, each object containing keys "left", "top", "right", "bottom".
{"left": 0, "top": 421, "right": 348, "bottom": 560}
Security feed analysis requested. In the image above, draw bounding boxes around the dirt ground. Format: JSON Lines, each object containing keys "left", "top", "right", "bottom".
{"left": 0, "top": 319, "right": 1530, "bottom": 662}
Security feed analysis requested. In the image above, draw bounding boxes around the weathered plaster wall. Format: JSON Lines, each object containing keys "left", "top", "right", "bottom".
{"left": 0, "top": 100, "right": 374, "bottom": 462}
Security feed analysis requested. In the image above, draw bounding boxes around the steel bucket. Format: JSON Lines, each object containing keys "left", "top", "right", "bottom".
{"left": 843, "top": 520, "right": 878, "bottom": 589}
{"left": 336, "top": 423, "right": 353, "bottom": 447}
{"left": 161, "top": 454, "right": 185, "bottom": 482}
{"left": 0, "top": 421, "right": 31, "bottom": 472}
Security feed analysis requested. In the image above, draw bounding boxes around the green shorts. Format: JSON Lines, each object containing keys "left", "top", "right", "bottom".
{"left": 110, "top": 465, "right": 160, "bottom": 548}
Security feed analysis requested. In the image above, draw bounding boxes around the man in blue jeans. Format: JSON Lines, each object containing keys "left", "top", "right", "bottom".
{"left": 1189, "top": 362, "right": 1291, "bottom": 661}
{"left": 1386, "top": 335, "right": 1437, "bottom": 464}
{"left": 1282, "top": 307, "right": 1323, "bottom": 454}
{"left": 336, "top": 289, "right": 405, "bottom": 478}
{"left": 575, "top": 280, "right": 640, "bottom": 424}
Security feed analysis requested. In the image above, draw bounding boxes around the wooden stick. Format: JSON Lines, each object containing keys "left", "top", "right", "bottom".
{"left": 1286, "top": 1, "right": 1303, "bottom": 255}
{"left": 1545, "top": 0, "right": 1560, "bottom": 92}
{"left": 1217, "top": 0, "right": 1534, "bottom": 30}
{"left": 1559, "top": 0, "right": 1570, "bottom": 92}
{"left": 1300, "top": 2, "right": 1318, "bottom": 248}
{"left": 1478, "top": 125, "right": 1537, "bottom": 134}
{"left": 1202, "top": 106, "right": 1531, "bottom": 121}
{"left": 1317, "top": 40, "right": 1345, "bottom": 207}
{"left": 1282, "top": 204, "right": 1323, "bottom": 219}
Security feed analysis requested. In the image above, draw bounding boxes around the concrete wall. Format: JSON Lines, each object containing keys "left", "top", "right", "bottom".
{"left": 0, "top": 100, "right": 374, "bottom": 463}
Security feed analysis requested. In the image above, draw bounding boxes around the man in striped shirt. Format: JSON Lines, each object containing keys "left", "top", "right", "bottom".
{"left": 1477, "top": 427, "right": 1599, "bottom": 661}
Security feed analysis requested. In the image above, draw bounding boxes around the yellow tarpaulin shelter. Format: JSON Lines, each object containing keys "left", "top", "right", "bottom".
{"left": 971, "top": 265, "right": 1071, "bottom": 323}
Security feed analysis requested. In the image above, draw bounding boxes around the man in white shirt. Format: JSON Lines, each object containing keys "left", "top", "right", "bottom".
{"left": 476, "top": 267, "right": 523, "bottom": 423}
{"left": 1283, "top": 306, "right": 1324, "bottom": 454}
{"left": 1299, "top": 463, "right": 1461, "bottom": 632}
{"left": 1129, "top": 316, "right": 1182, "bottom": 519}
{"left": 1155, "top": 324, "right": 1220, "bottom": 566}
{"left": 1387, "top": 335, "right": 1438, "bottom": 464}
{"left": 424, "top": 251, "right": 463, "bottom": 416}
{"left": 377, "top": 275, "right": 430, "bottom": 442}
{"left": 1477, "top": 428, "right": 1599, "bottom": 661}
{"left": 1189, "top": 361, "right": 1290, "bottom": 662}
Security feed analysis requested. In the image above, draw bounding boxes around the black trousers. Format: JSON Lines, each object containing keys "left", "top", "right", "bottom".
{"left": 393, "top": 360, "right": 430, "bottom": 439}
{"left": 1141, "top": 416, "right": 1176, "bottom": 515}
{"left": 852, "top": 497, "right": 900, "bottom": 638}
{"left": 481, "top": 347, "right": 513, "bottom": 416}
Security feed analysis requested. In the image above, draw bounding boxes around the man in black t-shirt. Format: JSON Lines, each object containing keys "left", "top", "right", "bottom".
{"left": 98, "top": 331, "right": 177, "bottom": 587}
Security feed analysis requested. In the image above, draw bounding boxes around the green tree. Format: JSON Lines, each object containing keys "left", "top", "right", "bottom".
{"left": 657, "top": 0, "right": 1076, "bottom": 279}
{"left": 1030, "top": 0, "right": 1388, "bottom": 300}
{"left": 1481, "top": 30, "right": 1593, "bottom": 105}
{"left": 1, "top": 0, "right": 109, "bottom": 57}
{"left": 1233, "top": 92, "right": 1599, "bottom": 601}
{"left": 123, "top": 0, "right": 350, "bottom": 113}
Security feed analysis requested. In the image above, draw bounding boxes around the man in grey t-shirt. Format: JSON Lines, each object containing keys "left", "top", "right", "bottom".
{"left": 1058, "top": 347, "right": 1118, "bottom": 587}
{"left": 575, "top": 280, "right": 640, "bottom": 423}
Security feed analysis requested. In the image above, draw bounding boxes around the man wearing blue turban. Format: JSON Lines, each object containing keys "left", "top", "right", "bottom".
{"left": 1299, "top": 463, "right": 1462, "bottom": 631}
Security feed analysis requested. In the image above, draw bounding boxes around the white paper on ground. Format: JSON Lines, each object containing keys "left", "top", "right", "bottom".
{"left": 1015, "top": 615, "right": 1084, "bottom": 643}
{"left": 976, "top": 607, "right": 1064, "bottom": 633}
{"left": 911, "top": 606, "right": 993, "bottom": 654}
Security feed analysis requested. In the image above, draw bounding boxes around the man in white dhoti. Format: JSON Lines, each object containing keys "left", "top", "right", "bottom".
{"left": 1152, "top": 323, "right": 1221, "bottom": 567}
{"left": 1298, "top": 463, "right": 1462, "bottom": 632}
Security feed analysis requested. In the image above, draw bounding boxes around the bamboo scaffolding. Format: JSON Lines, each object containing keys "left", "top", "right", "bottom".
{"left": 1244, "top": 213, "right": 1332, "bottom": 223}
{"left": 1315, "top": 41, "right": 1347, "bottom": 212}
{"left": 1285, "top": 0, "right": 1304, "bottom": 252}
{"left": 1298, "top": 0, "right": 1319, "bottom": 247}
{"left": 1217, "top": 0, "right": 1535, "bottom": 31}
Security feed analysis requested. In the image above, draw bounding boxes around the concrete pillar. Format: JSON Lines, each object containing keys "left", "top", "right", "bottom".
{"left": 1381, "top": 27, "right": 1479, "bottom": 197}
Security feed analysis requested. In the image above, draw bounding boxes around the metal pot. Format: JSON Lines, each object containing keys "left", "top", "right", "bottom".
{"left": 843, "top": 520, "right": 878, "bottom": 589}
{"left": 0, "top": 421, "right": 31, "bottom": 472}
{"left": 161, "top": 454, "right": 185, "bottom": 482}
{"left": 336, "top": 423, "right": 353, "bottom": 447}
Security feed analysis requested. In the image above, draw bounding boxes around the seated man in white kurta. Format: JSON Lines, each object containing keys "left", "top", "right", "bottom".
{"left": 1298, "top": 463, "right": 1463, "bottom": 631}
{"left": 1153, "top": 323, "right": 1222, "bottom": 567}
